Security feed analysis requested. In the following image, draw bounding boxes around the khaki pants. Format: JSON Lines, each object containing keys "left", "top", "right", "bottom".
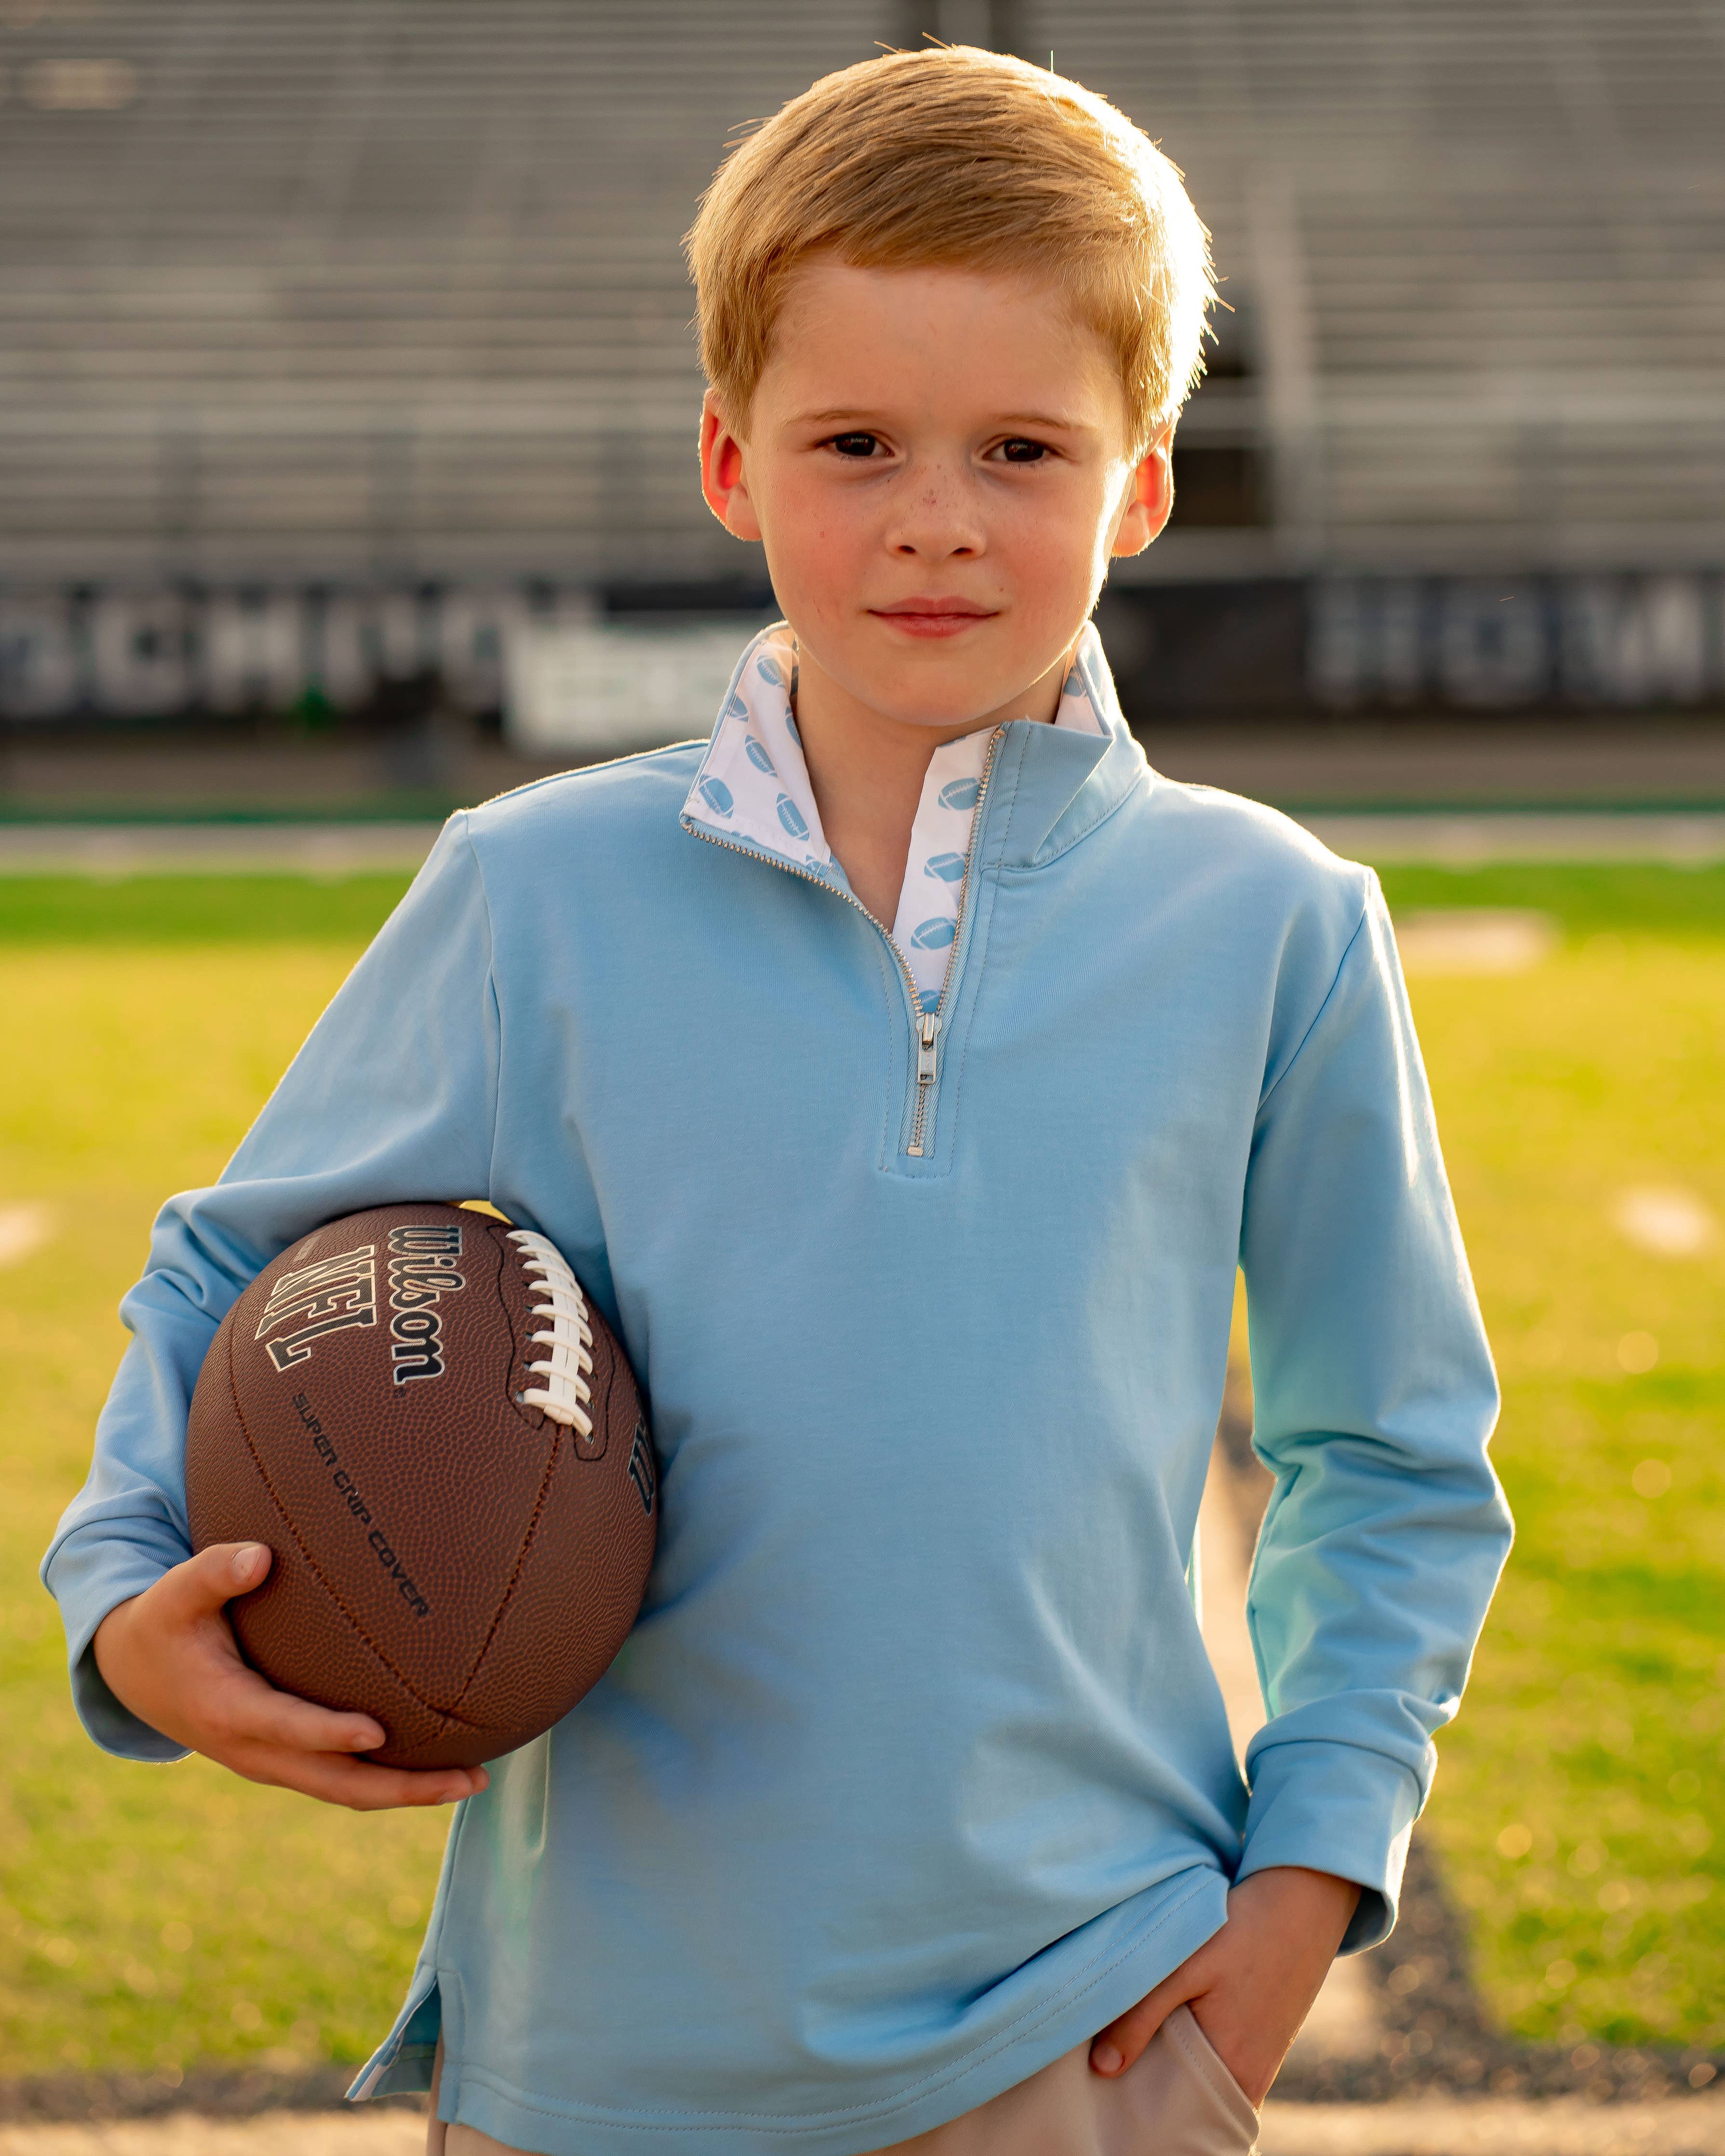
{"left": 425, "top": 2006, "right": 1259, "bottom": 2155}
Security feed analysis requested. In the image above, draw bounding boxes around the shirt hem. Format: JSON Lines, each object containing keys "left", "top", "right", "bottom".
{"left": 432, "top": 1867, "right": 1227, "bottom": 2156}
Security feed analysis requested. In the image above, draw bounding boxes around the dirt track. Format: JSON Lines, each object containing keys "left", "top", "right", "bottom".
{"left": 6, "top": 2094, "right": 1725, "bottom": 2155}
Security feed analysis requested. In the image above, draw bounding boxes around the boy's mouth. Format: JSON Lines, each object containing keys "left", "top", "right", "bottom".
{"left": 869, "top": 596, "right": 998, "bottom": 640}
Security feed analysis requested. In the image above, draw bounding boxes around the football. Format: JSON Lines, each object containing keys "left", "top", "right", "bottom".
{"left": 185, "top": 1202, "right": 656, "bottom": 1770}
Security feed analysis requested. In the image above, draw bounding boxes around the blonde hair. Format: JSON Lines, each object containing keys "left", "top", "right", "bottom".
{"left": 685, "top": 46, "right": 1215, "bottom": 456}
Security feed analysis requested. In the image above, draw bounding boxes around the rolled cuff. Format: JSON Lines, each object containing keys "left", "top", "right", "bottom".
{"left": 1236, "top": 1735, "right": 1422, "bottom": 1953}
{"left": 43, "top": 1523, "right": 191, "bottom": 1763}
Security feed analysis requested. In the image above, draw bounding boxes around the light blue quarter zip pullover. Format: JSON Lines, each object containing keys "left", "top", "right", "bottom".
{"left": 44, "top": 631, "right": 1510, "bottom": 2156}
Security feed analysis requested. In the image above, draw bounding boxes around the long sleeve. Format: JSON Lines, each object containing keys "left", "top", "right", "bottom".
{"left": 40, "top": 815, "right": 502, "bottom": 1761}
{"left": 1235, "top": 876, "right": 1512, "bottom": 1951}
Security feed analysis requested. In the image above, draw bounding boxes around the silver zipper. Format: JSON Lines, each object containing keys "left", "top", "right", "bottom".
{"left": 682, "top": 725, "right": 1004, "bottom": 1159}
{"left": 905, "top": 725, "right": 1003, "bottom": 1155}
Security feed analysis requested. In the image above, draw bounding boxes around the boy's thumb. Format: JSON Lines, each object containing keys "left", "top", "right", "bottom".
{"left": 184, "top": 1540, "right": 273, "bottom": 1609}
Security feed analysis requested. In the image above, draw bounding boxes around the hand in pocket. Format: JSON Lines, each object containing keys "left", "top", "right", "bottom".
{"left": 1088, "top": 1867, "right": 1362, "bottom": 2105}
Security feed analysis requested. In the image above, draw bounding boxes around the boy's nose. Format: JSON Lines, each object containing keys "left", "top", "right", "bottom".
{"left": 887, "top": 480, "right": 985, "bottom": 559}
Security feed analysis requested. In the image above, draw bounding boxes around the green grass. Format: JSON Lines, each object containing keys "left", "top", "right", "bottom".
{"left": 1407, "top": 933, "right": 1725, "bottom": 2050}
{"left": 0, "top": 876, "right": 414, "bottom": 946}
{"left": 0, "top": 865, "right": 1721, "bottom": 2075}
{"left": 1, "top": 860, "right": 1720, "bottom": 949}
{"left": 1375, "top": 861, "right": 1725, "bottom": 939}
{"left": 0, "top": 945, "right": 450, "bottom": 2081}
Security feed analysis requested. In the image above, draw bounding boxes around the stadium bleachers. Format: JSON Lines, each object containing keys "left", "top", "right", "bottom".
{"left": 0, "top": 0, "right": 1721, "bottom": 586}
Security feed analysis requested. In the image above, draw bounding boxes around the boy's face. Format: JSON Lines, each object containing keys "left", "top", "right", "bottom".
{"left": 701, "top": 260, "right": 1172, "bottom": 734}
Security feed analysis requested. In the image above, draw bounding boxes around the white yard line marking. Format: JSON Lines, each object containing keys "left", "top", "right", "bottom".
{"left": 0, "top": 826, "right": 446, "bottom": 878}
{"left": 1303, "top": 812, "right": 1725, "bottom": 865}
{"left": 0, "top": 2119, "right": 423, "bottom": 2155}
{"left": 1394, "top": 910, "right": 1557, "bottom": 976}
{"left": 0, "top": 1202, "right": 54, "bottom": 1269}
{"left": 1614, "top": 1186, "right": 1718, "bottom": 1258}
{"left": 3, "top": 811, "right": 1725, "bottom": 880}
{"left": 1259, "top": 2091, "right": 1725, "bottom": 2155}
{"left": 1199, "top": 1442, "right": 1383, "bottom": 2062}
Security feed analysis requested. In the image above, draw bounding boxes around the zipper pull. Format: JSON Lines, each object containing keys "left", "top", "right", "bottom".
{"left": 907, "top": 1012, "right": 941, "bottom": 1158}
{"left": 914, "top": 1013, "right": 944, "bottom": 1086}
{"left": 916, "top": 1012, "right": 940, "bottom": 1085}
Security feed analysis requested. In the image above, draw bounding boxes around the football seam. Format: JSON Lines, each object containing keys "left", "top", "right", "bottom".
{"left": 223, "top": 1335, "right": 482, "bottom": 1733}
{"left": 448, "top": 1251, "right": 565, "bottom": 1713}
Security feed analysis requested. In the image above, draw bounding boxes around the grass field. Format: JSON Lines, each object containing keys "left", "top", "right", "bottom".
{"left": 1396, "top": 908, "right": 1725, "bottom": 2053}
{"left": 0, "top": 862, "right": 1721, "bottom": 2080}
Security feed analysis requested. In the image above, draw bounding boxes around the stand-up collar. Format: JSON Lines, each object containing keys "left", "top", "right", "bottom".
{"left": 679, "top": 620, "right": 1139, "bottom": 890}
{"left": 983, "top": 644, "right": 1151, "bottom": 874}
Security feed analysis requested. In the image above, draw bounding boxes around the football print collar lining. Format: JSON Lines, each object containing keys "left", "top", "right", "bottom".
{"left": 679, "top": 623, "right": 1114, "bottom": 1002}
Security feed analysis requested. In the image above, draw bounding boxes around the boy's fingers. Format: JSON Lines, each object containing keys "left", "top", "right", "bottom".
{"left": 219, "top": 1673, "right": 386, "bottom": 1757}
{"left": 239, "top": 1747, "right": 488, "bottom": 1812}
{"left": 1090, "top": 1971, "right": 1192, "bottom": 2076}
{"left": 320, "top": 1761, "right": 489, "bottom": 1812}
{"left": 121, "top": 1543, "right": 491, "bottom": 1809}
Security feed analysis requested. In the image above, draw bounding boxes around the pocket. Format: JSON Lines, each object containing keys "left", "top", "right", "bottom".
{"left": 1159, "top": 2003, "right": 1260, "bottom": 2151}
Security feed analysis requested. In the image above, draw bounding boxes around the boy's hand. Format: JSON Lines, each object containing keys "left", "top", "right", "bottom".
{"left": 1089, "top": 1866, "right": 1361, "bottom": 2104}
{"left": 92, "top": 1542, "right": 487, "bottom": 1811}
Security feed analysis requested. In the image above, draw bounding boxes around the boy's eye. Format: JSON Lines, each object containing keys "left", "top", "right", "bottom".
{"left": 998, "top": 438, "right": 1048, "bottom": 464}
{"left": 828, "top": 433, "right": 882, "bottom": 458}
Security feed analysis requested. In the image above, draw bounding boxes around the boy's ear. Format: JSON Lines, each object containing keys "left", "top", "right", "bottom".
{"left": 1109, "top": 421, "right": 1176, "bottom": 559}
{"left": 700, "top": 390, "right": 763, "bottom": 542}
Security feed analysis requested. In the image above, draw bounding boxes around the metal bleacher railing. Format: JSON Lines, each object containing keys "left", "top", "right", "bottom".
{"left": 0, "top": 0, "right": 1722, "bottom": 590}
{"left": 1044, "top": 0, "right": 1725, "bottom": 577}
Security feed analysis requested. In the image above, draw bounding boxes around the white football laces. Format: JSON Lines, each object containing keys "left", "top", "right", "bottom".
{"left": 507, "top": 1229, "right": 595, "bottom": 1437}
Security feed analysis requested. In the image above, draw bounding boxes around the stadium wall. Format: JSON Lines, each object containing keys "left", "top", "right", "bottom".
{"left": 3, "top": 573, "right": 1722, "bottom": 732}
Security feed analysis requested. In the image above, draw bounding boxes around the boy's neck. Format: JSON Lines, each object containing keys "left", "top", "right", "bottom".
{"left": 792, "top": 640, "right": 1069, "bottom": 929}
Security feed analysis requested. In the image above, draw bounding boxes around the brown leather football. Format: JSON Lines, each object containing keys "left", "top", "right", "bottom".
{"left": 185, "top": 1201, "right": 656, "bottom": 1770}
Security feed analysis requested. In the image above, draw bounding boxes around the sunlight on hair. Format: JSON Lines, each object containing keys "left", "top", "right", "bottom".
{"left": 686, "top": 46, "right": 1215, "bottom": 457}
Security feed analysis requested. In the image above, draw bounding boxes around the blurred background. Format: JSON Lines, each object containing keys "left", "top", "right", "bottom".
{"left": 0, "top": 0, "right": 1721, "bottom": 2143}
{"left": 0, "top": 0, "right": 1722, "bottom": 800}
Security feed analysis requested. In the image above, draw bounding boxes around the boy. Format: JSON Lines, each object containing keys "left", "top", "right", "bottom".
{"left": 44, "top": 47, "right": 1511, "bottom": 2156}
